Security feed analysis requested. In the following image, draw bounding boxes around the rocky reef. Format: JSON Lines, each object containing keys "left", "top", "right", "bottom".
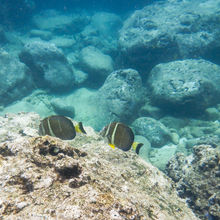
{"left": 0, "top": 50, "right": 33, "bottom": 106}
{"left": 0, "top": 112, "right": 197, "bottom": 219}
{"left": 19, "top": 41, "right": 76, "bottom": 91}
{"left": 166, "top": 145, "right": 220, "bottom": 220}
{"left": 147, "top": 59, "right": 220, "bottom": 115}
{"left": 119, "top": 0, "right": 220, "bottom": 74}
{"left": 0, "top": 2, "right": 220, "bottom": 218}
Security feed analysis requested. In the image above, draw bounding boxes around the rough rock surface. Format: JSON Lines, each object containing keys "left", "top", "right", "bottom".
{"left": 147, "top": 59, "right": 220, "bottom": 115}
{"left": 0, "top": 50, "right": 33, "bottom": 106}
{"left": 119, "top": 0, "right": 220, "bottom": 73}
{"left": 95, "top": 69, "right": 145, "bottom": 130}
{"left": 19, "top": 41, "right": 75, "bottom": 91}
{"left": 0, "top": 112, "right": 198, "bottom": 219}
{"left": 166, "top": 145, "right": 220, "bottom": 220}
{"left": 79, "top": 46, "right": 114, "bottom": 80}
{"left": 132, "top": 117, "right": 172, "bottom": 148}
{"left": 80, "top": 12, "right": 122, "bottom": 55}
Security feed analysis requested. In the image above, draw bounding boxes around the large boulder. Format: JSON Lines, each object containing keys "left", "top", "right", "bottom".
{"left": 79, "top": 46, "right": 114, "bottom": 82}
{"left": 32, "top": 10, "right": 89, "bottom": 34}
{"left": 149, "top": 144, "right": 177, "bottom": 171}
{"left": 119, "top": 0, "right": 220, "bottom": 74}
{"left": 80, "top": 12, "right": 122, "bottom": 55}
{"left": 0, "top": 50, "right": 32, "bottom": 106}
{"left": 166, "top": 145, "right": 220, "bottom": 220}
{"left": 19, "top": 41, "right": 75, "bottom": 91}
{"left": 147, "top": 59, "right": 220, "bottom": 115}
{"left": 95, "top": 69, "right": 145, "bottom": 130}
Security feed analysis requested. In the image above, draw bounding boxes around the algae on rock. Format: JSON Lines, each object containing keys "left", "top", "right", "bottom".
{"left": 0, "top": 112, "right": 198, "bottom": 219}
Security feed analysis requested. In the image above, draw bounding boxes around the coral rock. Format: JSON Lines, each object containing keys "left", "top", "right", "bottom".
{"left": 0, "top": 112, "right": 198, "bottom": 219}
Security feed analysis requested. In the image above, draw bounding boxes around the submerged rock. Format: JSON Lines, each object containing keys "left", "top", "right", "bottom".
{"left": 147, "top": 59, "right": 220, "bottom": 115}
{"left": 29, "top": 29, "right": 52, "bottom": 41}
{"left": 0, "top": 112, "right": 197, "bottom": 219}
{"left": 150, "top": 144, "right": 177, "bottom": 171}
{"left": 19, "top": 41, "right": 75, "bottom": 91}
{"left": 80, "top": 12, "right": 122, "bottom": 55}
{"left": 90, "top": 12, "right": 122, "bottom": 38}
{"left": 166, "top": 145, "right": 220, "bottom": 220}
{"left": 79, "top": 46, "right": 114, "bottom": 82}
{"left": 0, "top": 50, "right": 33, "bottom": 106}
{"left": 119, "top": 0, "right": 220, "bottom": 74}
{"left": 50, "top": 98, "right": 75, "bottom": 118}
{"left": 132, "top": 117, "right": 173, "bottom": 148}
{"left": 0, "top": 90, "right": 54, "bottom": 118}
{"left": 95, "top": 69, "right": 145, "bottom": 130}
{"left": 49, "top": 36, "right": 76, "bottom": 49}
{"left": 32, "top": 10, "right": 89, "bottom": 34}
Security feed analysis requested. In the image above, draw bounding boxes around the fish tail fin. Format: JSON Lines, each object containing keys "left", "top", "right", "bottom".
{"left": 109, "top": 143, "right": 116, "bottom": 149}
{"left": 75, "top": 122, "right": 87, "bottom": 134}
{"left": 132, "top": 142, "right": 143, "bottom": 154}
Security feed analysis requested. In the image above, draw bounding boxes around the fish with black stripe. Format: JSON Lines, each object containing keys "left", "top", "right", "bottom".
{"left": 100, "top": 122, "right": 143, "bottom": 152}
{"left": 39, "top": 115, "right": 86, "bottom": 140}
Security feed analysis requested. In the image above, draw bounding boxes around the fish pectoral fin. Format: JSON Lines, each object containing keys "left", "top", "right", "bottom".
{"left": 109, "top": 143, "right": 116, "bottom": 149}
{"left": 75, "top": 122, "right": 87, "bottom": 134}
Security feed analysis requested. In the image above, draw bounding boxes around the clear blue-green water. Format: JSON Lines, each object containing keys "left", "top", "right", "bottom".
{"left": 0, "top": 1, "right": 220, "bottom": 219}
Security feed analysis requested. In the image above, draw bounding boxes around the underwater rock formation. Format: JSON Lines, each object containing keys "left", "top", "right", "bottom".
{"left": 147, "top": 59, "right": 220, "bottom": 115}
{"left": 0, "top": 112, "right": 198, "bottom": 219}
{"left": 119, "top": 0, "right": 220, "bottom": 74}
{"left": 80, "top": 12, "right": 122, "bottom": 55}
{"left": 32, "top": 10, "right": 89, "bottom": 35}
{"left": 79, "top": 46, "right": 114, "bottom": 82}
{"left": 95, "top": 69, "right": 145, "bottom": 130}
{"left": 19, "top": 41, "right": 75, "bottom": 91}
{"left": 0, "top": 50, "right": 33, "bottom": 106}
{"left": 90, "top": 12, "right": 122, "bottom": 39}
{"left": 166, "top": 145, "right": 220, "bottom": 220}
{"left": 132, "top": 117, "right": 172, "bottom": 148}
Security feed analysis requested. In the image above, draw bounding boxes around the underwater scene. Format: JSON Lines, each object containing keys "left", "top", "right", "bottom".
{"left": 0, "top": 0, "right": 219, "bottom": 219}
